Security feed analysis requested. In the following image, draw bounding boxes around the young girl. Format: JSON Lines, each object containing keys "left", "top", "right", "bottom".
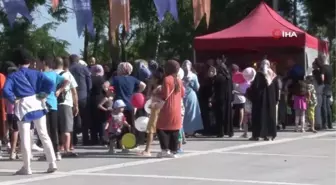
{"left": 292, "top": 79, "right": 308, "bottom": 132}
{"left": 98, "top": 85, "right": 115, "bottom": 143}
{"left": 306, "top": 76, "right": 317, "bottom": 133}
{"left": 177, "top": 100, "right": 185, "bottom": 153}
{"left": 139, "top": 68, "right": 164, "bottom": 157}
{"left": 105, "top": 99, "right": 130, "bottom": 154}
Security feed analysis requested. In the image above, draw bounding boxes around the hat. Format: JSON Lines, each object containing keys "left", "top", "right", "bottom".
{"left": 113, "top": 99, "right": 126, "bottom": 109}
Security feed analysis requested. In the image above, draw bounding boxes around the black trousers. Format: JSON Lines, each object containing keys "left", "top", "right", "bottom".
{"left": 157, "top": 129, "right": 179, "bottom": 152}
{"left": 46, "top": 110, "right": 59, "bottom": 153}
{"left": 73, "top": 98, "right": 91, "bottom": 145}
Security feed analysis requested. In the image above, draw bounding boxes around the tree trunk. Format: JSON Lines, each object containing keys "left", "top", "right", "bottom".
{"left": 293, "top": 0, "right": 297, "bottom": 25}
{"left": 83, "top": 28, "right": 89, "bottom": 62}
{"left": 108, "top": 0, "right": 120, "bottom": 70}
{"left": 120, "top": 26, "right": 127, "bottom": 62}
{"left": 93, "top": 25, "right": 102, "bottom": 57}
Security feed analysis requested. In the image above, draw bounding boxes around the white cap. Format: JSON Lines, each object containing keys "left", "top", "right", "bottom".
{"left": 113, "top": 99, "right": 126, "bottom": 109}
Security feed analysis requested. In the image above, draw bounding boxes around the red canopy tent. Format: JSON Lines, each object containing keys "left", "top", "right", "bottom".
{"left": 194, "top": 2, "right": 328, "bottom": 53}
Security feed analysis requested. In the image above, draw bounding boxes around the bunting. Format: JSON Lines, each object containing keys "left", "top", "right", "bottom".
{"left": 110, "top": 0, "right": 130, "bottom": 32}
{"left": 193, "top": 0, "right": 211, "bottom": 28}
{"left": 153, "top": 0, "right": 178, "bottom": 22}
{"left": 52, "top": 0, "right": 60, "bottom": 11}
{"left": 2, "top": 0, "right": 33, "bottom": 27}
{"left": 73, "top": 0, "right": 95, "bottom": 37}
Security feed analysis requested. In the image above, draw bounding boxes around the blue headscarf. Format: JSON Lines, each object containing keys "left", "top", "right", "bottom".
{"left": 134, "top": 59, "right": 151, "bottom": 81}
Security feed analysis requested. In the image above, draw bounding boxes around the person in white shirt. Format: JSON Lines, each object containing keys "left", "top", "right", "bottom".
{"left": 54, "top": 57, "right": 79, "bottom": 156}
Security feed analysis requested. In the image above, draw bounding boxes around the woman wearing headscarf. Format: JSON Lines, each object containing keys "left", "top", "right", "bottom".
{"left": 90, "top": 64, "right": 106, "bottom": 145}
{"left": 198, "top": 59, "right": 215, "bottom": 135}
{"left": 181, "top": 60, "right": 203, "bottom": 136}
{"left": 112, "top": 62, "right": 146, "bottom": 146}
{"left": 156, "top": 60, "right": 184, "bottom": 158}
{"left": 208, "top": 58, "right": 234, "bottom": 138}
{"left": 248, "top": 59, "right": 279, "bottom": 141}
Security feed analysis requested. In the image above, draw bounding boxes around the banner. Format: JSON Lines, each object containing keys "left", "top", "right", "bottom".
{"left": 52, "top": 0, "right": 60, "bottom": 11}
{"left": 193, "top": 0, "right": 211, "bottom": 28}
{"left": 73, "top": 0, "right": 95, "bottom": 37}
{"left": 153, "top": 0, "right": 178, "bottom": 22}
{"left": 110, "top": 0, "right": 130, "bottom": 32}
{"left": 2, "top": 0, "right": 33, "bottom": 27}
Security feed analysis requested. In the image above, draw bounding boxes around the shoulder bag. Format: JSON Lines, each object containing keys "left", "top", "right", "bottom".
{"left": 152, "top": 87, "right": 175, "bottom": 110}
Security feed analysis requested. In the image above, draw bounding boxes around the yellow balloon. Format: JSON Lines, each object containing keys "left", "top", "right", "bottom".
{"left": 121, "top": 133, "right": 136, "bottom": 149}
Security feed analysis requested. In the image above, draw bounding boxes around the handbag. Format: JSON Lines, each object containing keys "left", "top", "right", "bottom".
{"left": 152, "top": 88, "right": 175, "bottom": 110}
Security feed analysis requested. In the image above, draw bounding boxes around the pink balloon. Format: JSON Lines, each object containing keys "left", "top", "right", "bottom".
{"left": 232, "top": 72, "right": 246, "bottom": 84}
{"left": 131, "top": 93, "right": 145, "bottom": 108}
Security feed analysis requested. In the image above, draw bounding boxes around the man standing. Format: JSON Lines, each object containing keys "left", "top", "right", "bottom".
{"left": 69, "top": 55, "right": 92, "bottom": 145}
{"left": 89, "top": 57, "right": 96, "bottom": 68}
{"left": 54, "top": 57, "right": 79, "bottom": 155}
{"left": 3, "top": 48, "right": 57, "bottom": 175}
{"left": 40, "top": 56, "right": 69, "bottom": 161}
{"left": 317, "top": 57, "right": 334, "bottom": 129}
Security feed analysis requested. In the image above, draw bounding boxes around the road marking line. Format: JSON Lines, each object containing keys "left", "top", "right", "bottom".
{"left": 309, "top": 138, "right": 336, "bottom": 141}
{"left": 64, "top": 172, "right": 317, "bottom": 185}
{"left": 0, "top": 131, "right": 333, "bottom": 185}
{"left": 216, "top": 151, "right": 330, "bottom": 158}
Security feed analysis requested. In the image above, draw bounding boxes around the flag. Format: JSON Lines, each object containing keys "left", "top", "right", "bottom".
{"left": 52, "top": 0, "right": 60, "bottom": 11}
{"left": 2, "top": 0, "right": 33, "bottom": 27}
{"left": 153, "top": 0, "right": 178, "bottom": 22}
{"left": 110, "top": 0, "right": 130, "bottom": 32}
{"left": 73, "top": 0, "right": 95, "bottom": 37}
{"left": 193, "top": 0, "right": 211, "bottom": 28}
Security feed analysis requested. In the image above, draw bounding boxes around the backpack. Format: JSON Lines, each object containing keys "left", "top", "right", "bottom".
{"left": 57, "top": 71, "right": 67, "bottom": 103}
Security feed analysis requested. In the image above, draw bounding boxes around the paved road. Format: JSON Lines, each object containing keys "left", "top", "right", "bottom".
{"left": 0, "top": 130, "right": 335, "bottom": 185}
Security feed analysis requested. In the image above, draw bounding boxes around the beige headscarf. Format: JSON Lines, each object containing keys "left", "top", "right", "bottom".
{"left": 117, "top": 62, "right": 133, "bottom": 75}
{"left": 260, "top": 59, "right": 276, "bottom": 85}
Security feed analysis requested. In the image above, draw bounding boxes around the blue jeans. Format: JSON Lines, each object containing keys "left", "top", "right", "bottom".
{"left": 321, "top": 85, "right": 333, "bottom": 128}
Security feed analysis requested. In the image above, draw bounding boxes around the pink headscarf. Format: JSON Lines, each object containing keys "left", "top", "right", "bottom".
{"left": 91, "top": 64, "right": 104, "bottom": 76}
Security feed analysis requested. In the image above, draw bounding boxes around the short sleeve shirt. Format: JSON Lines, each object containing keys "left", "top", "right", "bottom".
{"left": 110, "top": 76, "right": 140, "bottom": 110}
{"left": 55, "top": 69, "right": 78, "bottom": 107}
{"left": 44, "top": 71, "right": 65, "bottom": 110}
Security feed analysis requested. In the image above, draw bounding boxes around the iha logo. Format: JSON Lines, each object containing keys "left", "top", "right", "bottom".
{"left": 272, "top": 29, "right": 298, "bottom": 39}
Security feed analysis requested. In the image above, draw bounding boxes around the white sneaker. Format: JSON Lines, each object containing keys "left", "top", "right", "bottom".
{"left": 10, "top": 152, "right": 19, "bottom": 160}
{"left": 47, "top": 162, "right": 57, "bottom": 173}
{"left": 32, "top": 144, "right": 43, "bottom": 152}
{"left": 56, "top": 152, "right": 62, "bottom": 161}
{"left": 157, "top": 151, "right": 174, "bottom": 158}
{"left": 15, "top": 167, "right": 32, "bottom": 175}
{"left": 108, "top": 148, "right": 116, "bottom": 154}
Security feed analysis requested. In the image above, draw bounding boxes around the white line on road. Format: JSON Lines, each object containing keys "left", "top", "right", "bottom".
{"left": 216, "top": 151, "right": 330, "bottom": 158}
{"left": 64, "top": 172, "right": 318, "bottom": 185}
{"left": 0, "top": 132, "right": 334, "bottom": 185}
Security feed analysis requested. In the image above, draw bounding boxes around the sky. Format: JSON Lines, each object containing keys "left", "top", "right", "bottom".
{"left": 33, "top": 5, "right": 84, "bottom": 55}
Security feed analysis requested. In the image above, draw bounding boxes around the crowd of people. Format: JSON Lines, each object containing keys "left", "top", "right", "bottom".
{"left": 0, "top": 48, "right": 333, "bottom": 175}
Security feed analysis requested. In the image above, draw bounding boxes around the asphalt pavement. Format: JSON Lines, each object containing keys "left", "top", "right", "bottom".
{"left": 0, "top": 129, "right": 335, "bottom": 185}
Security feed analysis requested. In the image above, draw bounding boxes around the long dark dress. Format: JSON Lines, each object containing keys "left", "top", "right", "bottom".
{"left": 249, "top": 72, "right": 279, "bottom": 139}
{"left": 212, "top": 74, "right": 234, "bottom": 137}
{"left": 90, "top": 75, "right": 106, "bottom": 144}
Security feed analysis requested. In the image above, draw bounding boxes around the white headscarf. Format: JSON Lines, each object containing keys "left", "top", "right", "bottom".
{"left": 182, "top": 60, "right": 193, "bottom": 78}
{"left": 260, "top": 59, "right": 276, "bottom": 85}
